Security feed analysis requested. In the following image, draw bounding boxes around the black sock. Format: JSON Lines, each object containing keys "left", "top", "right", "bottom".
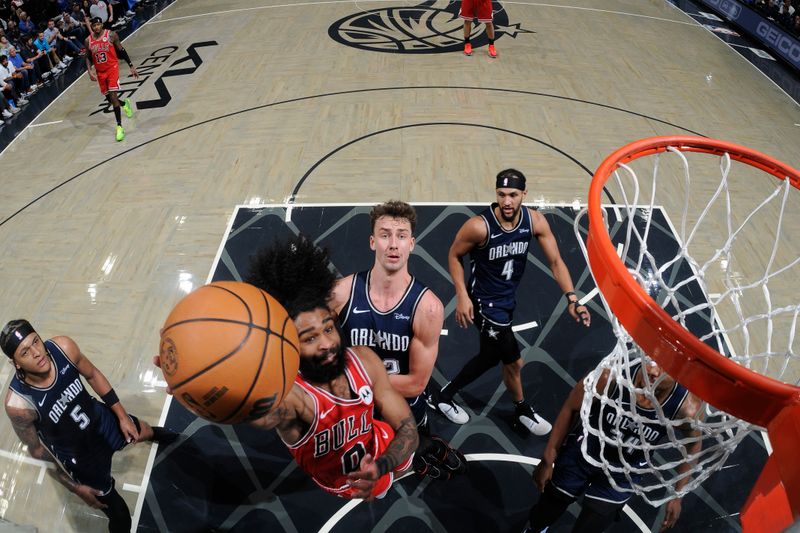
{"left": 514, "top": 399, "right": 525, "bottom": 407}
{"left": 489, "top": 38, "right": 495, "bottom": 45}
{"left": 464, "top": 37, "right": 470, "bottom": 44}
{"left": 113, "top": 105, "right": 121, "bottom": 126}
{"left": 150, "top": 426, "right": 179, "bottom": 444}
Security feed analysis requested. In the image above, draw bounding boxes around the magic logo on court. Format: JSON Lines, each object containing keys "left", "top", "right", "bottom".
{"left": 328, "top": 0, "right": 532, "bottom": 53}
{"left": 89, "top": 41, "right": 219, "bottom": 116}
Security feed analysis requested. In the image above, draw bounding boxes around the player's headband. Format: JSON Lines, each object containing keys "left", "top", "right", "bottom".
{"left": 1, "top": 320, "right": 36, "bottom": 358}
{"left": 495, "top": 169, "right": 526, "bottom": 191}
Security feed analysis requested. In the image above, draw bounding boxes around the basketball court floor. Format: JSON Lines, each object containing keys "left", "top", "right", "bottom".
{"left": 0, "top": 0, "right": 798, "bottom": 531}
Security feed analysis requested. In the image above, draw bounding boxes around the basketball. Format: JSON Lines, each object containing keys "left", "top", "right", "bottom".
{"left": 158, "top": 281, "right": 300, "bottom": 424}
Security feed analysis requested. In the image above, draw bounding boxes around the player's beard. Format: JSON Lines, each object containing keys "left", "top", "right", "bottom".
{"left": 299, "top": 344, "right": 347, "bottom": 383}
{"left": 499, "top": 204, "right": 520, "bottom": 223}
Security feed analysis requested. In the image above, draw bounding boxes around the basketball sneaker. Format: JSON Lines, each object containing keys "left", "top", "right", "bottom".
{"left": 116, "top": 125, "right": 125, "bottom": 141}
{"left": 488, "top": 44, "right": 497, "bottom": 58}
{"left": 515, "top": 402, "right": 552, "bottom": 436}
{"left": 464, "top": 42, "right": 472, "bottom": 56}
{"left": 123, "top": 98, "right": 133, "bottom": 118}
{"left": 427, "top": 388, "right": 469, "bottom": 424}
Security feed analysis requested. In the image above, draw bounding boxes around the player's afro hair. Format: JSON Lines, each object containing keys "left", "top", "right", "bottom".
{"left": 246, "top": 234, "right": 337, "bottom": 319}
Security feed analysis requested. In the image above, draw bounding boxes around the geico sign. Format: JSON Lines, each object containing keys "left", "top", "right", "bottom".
{"left": 756, "top": 21, "right": 800, "bottom": 63}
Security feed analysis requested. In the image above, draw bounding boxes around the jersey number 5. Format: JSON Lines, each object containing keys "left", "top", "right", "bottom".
{"left": 341, "top": 442, "right": 366, "bottom": 474}
{"left": 70, "top": 405, "right": 90, "bottom": 430}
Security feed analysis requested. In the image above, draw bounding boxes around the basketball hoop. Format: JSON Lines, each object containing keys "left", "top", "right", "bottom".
{"left": 580, "top": 136, "right": 800, "bottom": 532}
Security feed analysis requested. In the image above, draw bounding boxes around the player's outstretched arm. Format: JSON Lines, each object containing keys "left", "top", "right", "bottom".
{"left": 84, "top": 37, "right": 96, "bottom": 81}
{"left": 531, "top": 209, "right": 590, "bottom": 327}
{"left": 351, "top": 347, "right": 418, "bottom": 491}
{"left": 55, "top": 335, "right": 139, "bottom": 443}
{"left": 533, "top": 370, "right": 604, "bottom": 491}
{"left": 660, "top": 393, "right": 704, "bottom": 532}
{"left": 448, "top": 216, "right": 486, "bottom": 328}
{"left": 392, "top": 290, "right": 443, "bottom": 397}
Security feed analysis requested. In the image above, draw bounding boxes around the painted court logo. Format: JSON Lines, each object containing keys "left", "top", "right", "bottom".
{"left": 328, "top": 0, "right": 532, "bottom": 54}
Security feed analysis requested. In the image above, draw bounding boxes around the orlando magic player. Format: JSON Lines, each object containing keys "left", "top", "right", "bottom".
{"left": 2, "top": 319, "right": 173, "bottom": 533}
{"left": 430, "top": 169, "right": 591, "bottom": 434}
{"left": 526, "top": 358, "right": 702, "bottom": 532}
{"left": 331, "top": 201, "right": 467, "bottom": 479}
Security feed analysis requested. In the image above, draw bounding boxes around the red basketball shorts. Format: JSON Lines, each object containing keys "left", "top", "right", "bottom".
{"left": 96, "top": 64, "right": 120, "bottom": 95}
{"left": 460, "top": 0, "right": 493, "bottom": 23}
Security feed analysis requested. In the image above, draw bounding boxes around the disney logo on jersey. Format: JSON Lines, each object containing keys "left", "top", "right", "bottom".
{"left": 393, "top": 313, "right": 410, "bottom": 321}
{"left": 518, "top": 228, "right": 530, "bottom": 234}
{"left": 328, "top": 0, "right": 532, "bottom": 54}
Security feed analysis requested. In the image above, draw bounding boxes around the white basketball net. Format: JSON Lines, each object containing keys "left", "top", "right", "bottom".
{"left": 574, "top": 145, "right": 800, "bottom": 506}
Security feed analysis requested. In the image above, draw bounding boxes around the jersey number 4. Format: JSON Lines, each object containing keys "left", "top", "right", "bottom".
{"left": 501, "top": 259, "right": 514, "bottom": 281}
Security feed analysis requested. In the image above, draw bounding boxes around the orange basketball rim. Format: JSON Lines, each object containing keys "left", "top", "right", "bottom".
{"left": 585, "top": 136, "right": 800, "bottom": 533}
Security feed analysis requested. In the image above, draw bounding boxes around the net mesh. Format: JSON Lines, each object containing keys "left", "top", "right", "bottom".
{"left": 574, "top": 143, "right": 800, "bottom": 506}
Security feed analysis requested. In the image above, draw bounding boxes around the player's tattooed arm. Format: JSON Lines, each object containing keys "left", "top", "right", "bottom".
{"left": 375, "top": 414, "right": 416, "bottom": 475}
{"left": 5, "top": 392, "right": 48, "bottom": 460}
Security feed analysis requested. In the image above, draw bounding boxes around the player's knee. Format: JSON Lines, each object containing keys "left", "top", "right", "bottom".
{"left": 503, "top": 358, "right": 523, "bottom": 374}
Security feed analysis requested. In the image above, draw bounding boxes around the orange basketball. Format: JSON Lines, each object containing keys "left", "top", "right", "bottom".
{"left": 159, "top": 281, "right": 299, "bottom": 424}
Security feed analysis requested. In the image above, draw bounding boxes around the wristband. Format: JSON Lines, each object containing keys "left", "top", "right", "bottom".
{"left": 564, "top": 291, "right": 578, "bottom": 303}
{"left": 101, "top": 388, "right": 119, "bottom": 406}
{"left": 375, "top": 456, "right": 391, "bottom": 477}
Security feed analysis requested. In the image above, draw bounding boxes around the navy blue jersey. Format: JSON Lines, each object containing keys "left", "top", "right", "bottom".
{"left": 9, "top": 340, "right": 109, "bottom": 460}
{"left": 468, "top": 203, "right": 534, "bottom": 325}
{"left": 578, "top": 363, "right": 689, "bottom": 466}
{"left": 339, "top": 270, "right": 428, "bottom": 377}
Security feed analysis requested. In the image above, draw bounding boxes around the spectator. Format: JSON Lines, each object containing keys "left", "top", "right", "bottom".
{"left": 17, "top": 11, "right": 35, "bottom": 34}
{"left": 5, "top": 19, "right": 19, "bottom": 42}
{"left": 44, "top": 18, "right": 80, "bottom": 58}
{"left": 0, "top": 53, "right": 32, "bottom": 96}
{"left": 88, "top": 0, "right": 112, "bottom": 27}
{"left": 19, "top": 33, "right": 55, "bottom": 79}
{"left": 778, "top": 0, "right": 796, "bottom": 25}
{"left": 59, "top": 10, "right": 87, "bottom": 43}
{"left": 793, "top": 14, "right": 800, "bottom": 36}
{"left": 33, "top": 30, "right": 68, "bottom": 72}
{"left": 7, "top": 45, "right": 41, "bottom": 90}
{"left": 0, "top": 64, "right": 28, "bottom": 112}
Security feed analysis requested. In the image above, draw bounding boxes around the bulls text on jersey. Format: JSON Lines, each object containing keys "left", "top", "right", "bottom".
{"left": 313, "top": 411, "right": 373, "bottom": 457}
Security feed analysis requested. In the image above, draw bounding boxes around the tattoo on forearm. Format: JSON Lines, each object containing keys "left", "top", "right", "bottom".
{"left": 380, "top": 416, "right": 418, "bottom": 471}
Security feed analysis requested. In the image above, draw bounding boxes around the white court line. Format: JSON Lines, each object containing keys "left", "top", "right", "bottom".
{"left": 511, "top": 320, "right": 538, "bottom": 332}
{"left": 579, "top": 287, "right": 598, "bottom": 306}
{"left": 122, "top": 483, "right": 142, "bottom": 493}
{"left": 0, "top": 448, "right": 55, "bottom": 485}
{"left": 28, "top": 120, "right": 63, "bottom": 128}
{"left": 318, "top": 453, "right": 649, "bottom": 533}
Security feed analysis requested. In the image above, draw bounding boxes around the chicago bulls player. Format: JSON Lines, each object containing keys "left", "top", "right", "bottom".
{"left": 153, "top": 235, "right": 418, "bottom": 499}
{"left": 85, "top": 17, "right": 138, "bottom": 141}
{"left": 245, "top": 235, "right": 418, "bottom": 498}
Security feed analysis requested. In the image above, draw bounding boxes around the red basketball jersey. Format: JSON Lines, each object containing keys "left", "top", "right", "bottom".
{"left": 88, "top": 30, "right": 119, "bottom": 73}
{"left": 285, "top": 348, "right": 398, "bottom": 498}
